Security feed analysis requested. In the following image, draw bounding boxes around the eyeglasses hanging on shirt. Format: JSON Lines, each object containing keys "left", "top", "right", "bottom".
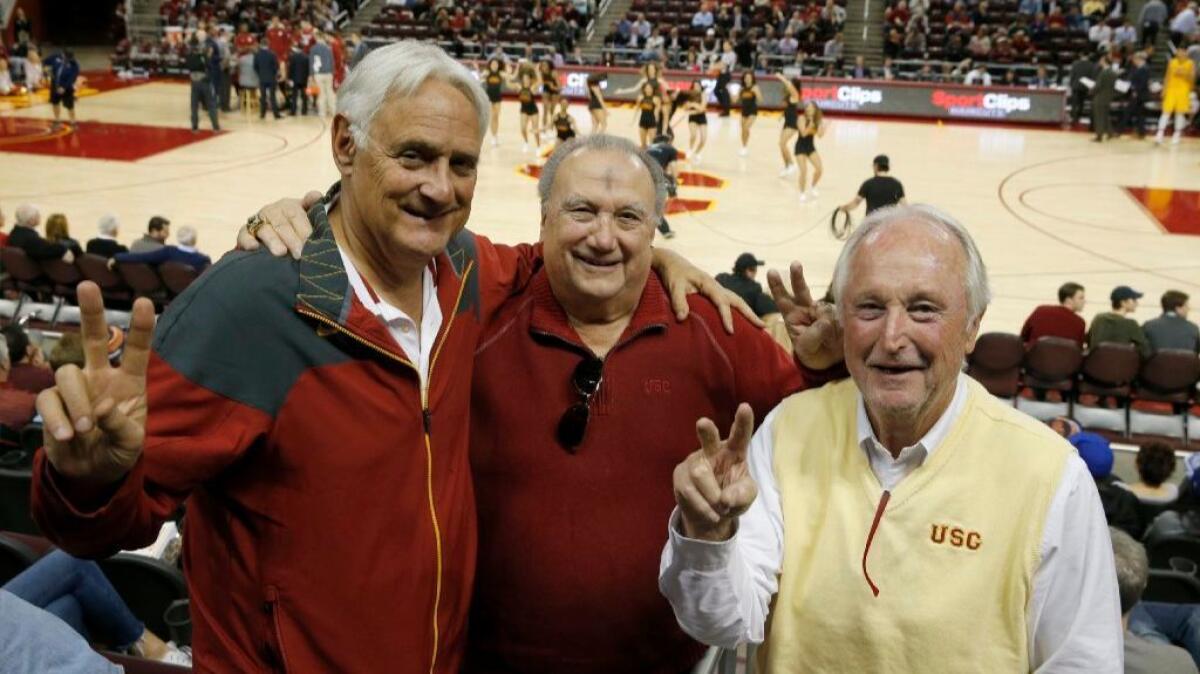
{"left": 556, "top": 356, "right": 604, "bottom": 452}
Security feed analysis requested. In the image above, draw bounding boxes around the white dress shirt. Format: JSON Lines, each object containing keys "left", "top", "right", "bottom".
{"left": 337, "top": 245, "right": 442, "bottom": 384}
{"left": 659, "top": 374, "right": 1123, "bottom": 672}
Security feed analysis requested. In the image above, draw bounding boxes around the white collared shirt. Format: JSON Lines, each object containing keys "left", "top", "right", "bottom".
{"left": 337, "top": 245, "right": 442, "bottom": 384}
{"left": 659, "top": 373, "right": 1123, "bottom": 672}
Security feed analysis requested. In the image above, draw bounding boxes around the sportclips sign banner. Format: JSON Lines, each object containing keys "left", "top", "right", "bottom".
{"left": 552, "top": 68, "right": 1065, "bottom": 124}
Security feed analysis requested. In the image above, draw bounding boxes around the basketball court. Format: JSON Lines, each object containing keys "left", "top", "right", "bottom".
{"left": 2, "top": 78, "right": 1198, "bottom": 335}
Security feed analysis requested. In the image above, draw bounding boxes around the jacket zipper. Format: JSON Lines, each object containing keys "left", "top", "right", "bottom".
{"left": 295, "top": 259, "right": 473, "bottom": 674}
{"left": 264, "top": 586, "right": 290, "bottom": 672}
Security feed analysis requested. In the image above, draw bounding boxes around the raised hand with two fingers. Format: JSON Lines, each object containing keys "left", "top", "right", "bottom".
{"left": 673, "top": 403, "right": 759, "bottom": 542}
{"left": 767, "top": 261, "right": 843, "bottom": 371}
{"left": 37, "top": 282, "right": 157, "bottom": 485}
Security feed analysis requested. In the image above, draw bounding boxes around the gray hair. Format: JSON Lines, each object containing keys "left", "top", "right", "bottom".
{"left": 831, "top": 204, "right": 992, "bottom": 321}
{"left": 0, "top": 338, "right": 7, "bottom": 370}
{"left": 537, "top": 134, "right": 668, "bottom": 220}
{"left": 1110, "top": 527, "right": 1148, "bottom": 615}
{"left": 14, "top": 203, "right": 39, "bottom": 228}
{"left": 97, "top": 214, "right": 119, "bottom": 236}
{"left": 338, "top": 41, "right": 489, "bottom": 148}
{"left": 176, "top": 225, "right": 198, "bottom": 247}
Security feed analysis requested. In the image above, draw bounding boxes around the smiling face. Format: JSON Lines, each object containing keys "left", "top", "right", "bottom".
{"left": 541, "top": 148, "right": 657, "bottom": 321}
{"left": 840, "top": 218, "right": 982, "bottom": 437}
{"left": 334, "top": 78, "right": 481, "bottom": 272}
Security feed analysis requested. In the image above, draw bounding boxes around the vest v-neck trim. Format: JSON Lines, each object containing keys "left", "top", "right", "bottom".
{"left": 853, "top": 380, "right": 982, "bottom": 511}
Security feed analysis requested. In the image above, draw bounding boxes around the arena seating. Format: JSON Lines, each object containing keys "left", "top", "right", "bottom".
{"left": 966, "top": 333, "right": 1200, "bottom": 448}
{"left": 0, "top": 248, "right": 201, "bottom": 316}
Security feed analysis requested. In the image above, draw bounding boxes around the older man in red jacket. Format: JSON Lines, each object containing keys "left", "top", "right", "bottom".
{"left": 30, "top": 44, "right": 734, "bottom": 673}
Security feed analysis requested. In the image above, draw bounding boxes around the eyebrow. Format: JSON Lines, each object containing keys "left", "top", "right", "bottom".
{"left": 559, "top": 196, "right": 649, "bottom": 219}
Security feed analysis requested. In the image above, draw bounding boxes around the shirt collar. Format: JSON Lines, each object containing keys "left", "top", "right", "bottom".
{"left": 528, "top": 268, "right": 672, "bottom": 350}
{"left": 856, "top": 372, "right": 969, "bottom": 462}
{"left": 178, "top": 244, "right": 197, "bottom": 253}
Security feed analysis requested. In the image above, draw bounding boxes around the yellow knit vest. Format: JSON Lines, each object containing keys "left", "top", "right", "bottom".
{"left": 759, "top": 378, "right": 1069, "bottom": 673}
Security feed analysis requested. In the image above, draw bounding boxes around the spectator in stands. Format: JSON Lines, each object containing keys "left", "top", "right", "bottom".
{"left": 1019, "top": 0, "right": 1043, "bottom": 16}
{"left": 633, "top": 12, "right": 652, "bottom": 42}
{"left": 822, "top": 0, "right": 847, "bottom": 32}
{"left": 1088, "top": 285, "right": 1151, "bottom": 357}
{"left": 1066, "top": 5, "right": 1088, "bottom": 31}
{"left": 130, "top": 215, "right": 169, "bottom": 253}
{"left": 885, "top": 28, "right": 904, "bottom": 58}
{"left": 823, "top": 30, "right": 845, "bottom": 69}
{"left": 1, "top": 324, "right": 53, "bottom": 394}
{"left": 1012, "top": 29, "right": 1036, "bottom": 57}
{"left": 253, "top": 36, "right": 282, "bottom": 120}
{"left": 1112, "top": 529, "right": 1200, "bottom": 674}
{"left": 0, "top": 339, "right": 36, "bottom": 429}
{"left": 1170, "top": 2, "right": 1198, "bottom": 49}
{"left": 947, "top": 2, "right": 975, "bottom": 34}
{"left": 310, "top": 33, "right": 336, "bottom": 117}
{"left": 1047, "top": 4, "right": 1068, "bottom": 30}
{"left": 0, "top": 590, "right": 123, "bottom": 673}
{"left": 44, "top": 213, "right": 83, "bottom": 258}
{"left": 1126, "top": 442, "right": 1180, "bottom": 504}
{"left": 968, "top": 27, "right": 993, "bottom": 59}
{"left": 886, "top": 0, "right": 912, "bottom": 32}
{"left": 716, "top": 253, "right": 779, "bottom": 318}
{"left": 1021, "top": 282, "right": 1087, "bottom": 346}
{"left": 1072, "top": 430, "right": 1142, "bottom": 537}
{"left": 693, "top": 3, "right": 715, "bottom": 28}
{"left": 779, "top": 29, "right": 800, "bottom": 57}
{"left": 963, "top": 61, "right": 993, "bottom": 85}
{"left": 1090, "top": 19, "right": 1115, "bottom": 48}
{"left": 8, "top": 204, "right": 74, "bottom": 263}
{"left": 1144, "top": 290, "right": 1200, "bottom": 352}
{"left": 86, "top": 215, "right": 128, "bottom": 258}
{"left": 48, "top": 333, "right": 84, "bottom": 371}
{"left": 112, "top": 225, "right": 211, "bottom": 272}
{"left": 1114, "top": 18, "right": 1138, "bottom": 47}
{"left": 1141, "top": 0, "right": 1169, "bottom": 46}
{"left": 2, "top": 550, "right": 191, "bottom": 664}
{"left": 287, "top": 42, "right": 311, "bottom": 116}
{"left": 850, "top": 54, "right": 869, "bottom": 78}
{"left": 904, "top": 25, "right": 927, "bottom": 54}
{"left": 643, "top": 26, "right": 666, "bottom": 62}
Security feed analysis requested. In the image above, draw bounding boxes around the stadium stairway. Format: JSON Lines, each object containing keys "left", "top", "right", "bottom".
{"left": 346, "top": 0, "right": 386, "bottom": 36}
{"left": 844, "top": 0, "right": 884, "bottom": 67}
{"left": 582, "top": 0, "right": 635, "bottom": 52}
{"left": 128, "top": 0, "right": 168, "bottom": 42}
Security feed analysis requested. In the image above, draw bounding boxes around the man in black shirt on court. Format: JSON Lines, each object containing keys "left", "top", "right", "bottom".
{"left": 839, "top": 154, "right": 906, "bottom": 215}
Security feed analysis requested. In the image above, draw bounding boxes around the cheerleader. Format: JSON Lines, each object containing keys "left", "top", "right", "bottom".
{"left": 515, "top": 71, "right": 540, "bottom": 152}
{"left": 795, "top": 101, "right": 827, "bottom": 201}
{"left": 669, "top": 80, "right": 708, "bottom": 162}
{"left": 552, "top": 99, "right": 577, "bottom": 146}
{"left": 587, "top": 72, "right": 608, "bottom": 133}
{"left": 775, "top": 73, "right": 803, "bottom": 176}
{"left": 481, "top": 57, "right": 508, "bottom": 146}
{"left": 615, "top": 62, "right": 668, "bottom": 128}
{"left": 538, "top": 60, "right": 561, "bottom": 132}
{"left": 737, "top": 71, "right": 762, "bottom": 156}
{"left": 634, "top": 82, "right": 662, "bottom": 148}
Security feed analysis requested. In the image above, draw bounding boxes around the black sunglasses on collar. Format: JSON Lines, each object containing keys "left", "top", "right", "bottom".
{"left": 556, "top": 356, "right": 604, "bottom": 452}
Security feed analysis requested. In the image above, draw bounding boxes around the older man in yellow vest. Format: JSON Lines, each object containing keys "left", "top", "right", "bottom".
{"left": 660, "top": 204, "right": 1122, "bottom": 672}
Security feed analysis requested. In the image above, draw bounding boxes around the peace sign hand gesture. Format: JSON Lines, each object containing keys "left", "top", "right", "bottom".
{"left": 767, "top": 262, "right": 843, "bottom": 371}
{"left": 673, "top": 404, "right": 758, "bottom": 542}
{"left": 37, "top": 283, "right": 157, "bottom": 486}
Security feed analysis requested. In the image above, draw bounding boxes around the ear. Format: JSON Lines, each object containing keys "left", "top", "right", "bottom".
{"left": 964, "top": 308, "right": 985, "bottom": 354}
{"left": 330, "top": 114, "right": 357, "bottom": 178}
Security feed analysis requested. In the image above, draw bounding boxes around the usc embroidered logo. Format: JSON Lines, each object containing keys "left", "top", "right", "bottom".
{"left": 930, "top": 524, "right": 982, "bottom": 550}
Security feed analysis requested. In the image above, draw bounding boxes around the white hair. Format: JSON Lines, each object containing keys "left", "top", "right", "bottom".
{"left": 831, "top": 204, "right": 992, "bottom": 321}
{"left": 537, "top": 134, "right": 668, "bottom": 219}
{"left": 177, "top": 225, "right": 198, "bottom": 247}
{"left": 14, "top": 203, "right": 39, "bottom": 227}
{"left": 337, "top": 41, "right": 489, "bottom": 147}
{"left": 97, "top": 214, "right": 120, "bottom": 236}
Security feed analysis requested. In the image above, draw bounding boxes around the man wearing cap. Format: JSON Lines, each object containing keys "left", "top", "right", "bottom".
{"left": 838, "top": 154, "right": 906, "bottom": 216}
{"left": 716, "top": 253, "right": 778, "bottom": 318}
{"left": 1070, "top": 430, "right": 1141, "bottom": 537}
{"left": 1087, "top": 285, "right": 1150, "bottom": 357}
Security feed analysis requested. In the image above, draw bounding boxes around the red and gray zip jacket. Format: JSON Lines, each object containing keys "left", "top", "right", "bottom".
{"left": 32, "top": 192, "right": 539, "bottom": 673}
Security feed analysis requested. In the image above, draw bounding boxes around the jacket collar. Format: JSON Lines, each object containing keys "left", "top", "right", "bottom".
{"left": 528, "top": 268, "right": 672, "bottom": 354}
{"left": 294, "top": 183, "right": 480, "bottom": 361}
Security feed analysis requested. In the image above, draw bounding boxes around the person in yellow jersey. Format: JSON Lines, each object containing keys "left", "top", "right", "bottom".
{"left": 659, "top": 204, "right": 1123, "bottom": 672}
{"left": 1156, "top": 48, "right": 1196, "bottom": 145}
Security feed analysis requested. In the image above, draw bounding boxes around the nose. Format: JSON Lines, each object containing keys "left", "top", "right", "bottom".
{"left": 880, "top": 305, "right": 910, "bottom": 355}
{"left": 418, "top": 159, "right": 455, "bottom": 207}
{"left": 587, "top": 213, "right": 618, "bottom": 252}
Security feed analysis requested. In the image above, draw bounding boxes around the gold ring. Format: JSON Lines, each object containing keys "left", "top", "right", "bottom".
{"left": 246, "top": 213, "right": 266, "bottom": 237}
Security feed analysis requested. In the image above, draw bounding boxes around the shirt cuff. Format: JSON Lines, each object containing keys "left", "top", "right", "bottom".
{"left": 40, "top": 452, "right": 140, "bottom": 518}
{"left": 668, "top": 507, "right": 740, "bottom": 571}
